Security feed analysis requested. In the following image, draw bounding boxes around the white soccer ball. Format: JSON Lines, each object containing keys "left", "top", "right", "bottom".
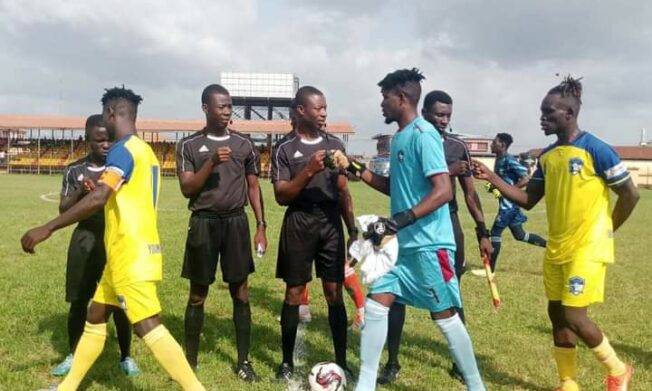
{"left": 307, "top": 361, "right": 347, "bottom": 391}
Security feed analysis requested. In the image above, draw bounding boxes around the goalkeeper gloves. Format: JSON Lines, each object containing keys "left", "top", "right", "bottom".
{"left": 363, "top": 209, "right": 416, "bottom": 246}
{"left": 346, "top": 158, "right": 367, "bottom": 177}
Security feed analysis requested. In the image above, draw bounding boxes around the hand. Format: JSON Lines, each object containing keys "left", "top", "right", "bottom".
{"left": 364, "top": 217, "right": 398, "bottom": 246}
{"left": 254, "top": 229, "right": 267, "bottom": 257}
{"left": 211, "top": 146, "right": 232, "bottom": 165}
{"left": 471, "top": 159, "right": 493, "bottom": 181}
{"left": 82, "top": 178, "right": 96, "bottom": 193}
{"left": 346, "top": 157, "right": 367, "bottom": 177}
{"left": 305, "top": 150, "right": 326, "bottom": 176}
{"left": 21, "top": 225, "right": 53, "bottom": 253}
{"left": 479, "top": 237, "right": 493, "bottom": 258}
{"left": 346, "top": 231, "right": 358, "bottom": 257}
{"left": 449, "top": 160, "right": 470, "bottom": 176}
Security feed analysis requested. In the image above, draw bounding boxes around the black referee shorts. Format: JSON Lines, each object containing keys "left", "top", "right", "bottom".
{"left": 276, "top": 205, "right": 345, "bottom": 285}
{"left": 450, "top": 211, "right": 466, "bottom": 277}
{"left": 65, "top": 225, "right": 106, "bottom": 303}
{"left": 182, "top": 208, "right": 254, "bottom": 285}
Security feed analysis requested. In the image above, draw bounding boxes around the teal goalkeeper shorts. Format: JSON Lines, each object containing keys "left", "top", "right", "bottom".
{"left": 369, "top": 249, "right": 462, "bottom": 313}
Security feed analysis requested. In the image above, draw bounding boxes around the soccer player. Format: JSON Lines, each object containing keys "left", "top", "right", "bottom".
{"left": 271, "top": 86, "right": 354, "bottom": 381}
{"left": 472, "top": 76, "right": 639, "bottom": 391}
{"left": 22, "top": 86, "right": 205, "bottom": 391}
{"left": 375, "top": 90, "right": 493, "bottom": 385}
{"left": 176, "top": 84, "right": 266, "bottom": 382}
{"left": 52, "top": 114, "right": 139, "bottom": 377}
{"left": 347, "top": 68, "right": 485, "bottom": 391}
{"left": 476, "top": 132, "right": 546, "bottom": 273}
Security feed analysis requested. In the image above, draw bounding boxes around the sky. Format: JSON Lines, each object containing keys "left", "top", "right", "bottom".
{"left": 1, "top": 0, "right": 651, "bottom": 154}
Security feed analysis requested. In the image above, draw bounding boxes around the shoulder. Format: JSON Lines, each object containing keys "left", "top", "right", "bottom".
{"left": 229, "top": 130, "right": 256, "bottom": 148}
{"left": 273, "top": 132, "right": 297, "bottom": 151}
{"left": 177, "top": 131, "right": 204, "bottom": 147}
{"left": 574, "top": 131, "right": 614, "bottom": 153}
{"left": 413, "top": 117, "right": 438, "bottom": 135}
{"left": 65, "top": 156, "right": 89, "bottom": 171}
{"left": 322, "top": 132, "right": 345, "bottom": 150}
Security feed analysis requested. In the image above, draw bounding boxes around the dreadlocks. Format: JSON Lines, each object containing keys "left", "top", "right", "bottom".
{"left": 548, "top": 75, "right": 583, "bottom": 116}
{"left": 101, "top": 86, "right": 143, "bottom": 120}
{"left": 378, "top": 68, "right": 426, "bottom": 106}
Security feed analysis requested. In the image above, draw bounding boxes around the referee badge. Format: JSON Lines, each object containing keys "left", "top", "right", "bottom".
{"left": 568, "top": 276, "right": 585, "bottom": 296}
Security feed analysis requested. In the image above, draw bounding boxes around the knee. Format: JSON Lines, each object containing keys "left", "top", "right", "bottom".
{"left": 285, "top": 286, "right": 305, "bottom": 305}
{"left": 324, "top": 289, "right": 343, "bottom": 306}
{"left": 188, "top": 293, "right": 207, "bottom": 307}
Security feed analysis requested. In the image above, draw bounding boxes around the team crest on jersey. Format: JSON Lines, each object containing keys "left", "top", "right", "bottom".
{"left": 569, "top": 158, "right": 583, "bottom": 175}
{"left": 397, "top": 150, "right": 404, "bottom": 162}
{"left": 568, "top": 276, "right": 585, "bottom": 296}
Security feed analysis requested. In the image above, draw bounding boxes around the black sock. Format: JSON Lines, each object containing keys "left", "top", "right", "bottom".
{"left": 233, "top": 300, "right": 251, "bottom": 365}
{"left": 112, "top": 309, "right": 132, "bottom": 361}
{"left": 184, "top": 303, "right": 205, "bottom": 368}
{"left": 386, "top": 302, "right": 406, "bottom": 366}
{"left": 280, "top": 302, "right": 299, "bottom": 366}
{"left": 67, "top": 301, "right": 88, "bottom": 353}
{"left": 328, "top": 303, "right": 348, "bottom": 367}
{"left": 490, "top": 239, "right": 501, "bottom": 272}
{"left": 527, "top": 233, "right": 547, "bottom": 248}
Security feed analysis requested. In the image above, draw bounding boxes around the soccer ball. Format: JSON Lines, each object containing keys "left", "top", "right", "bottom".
{"left": 307, "top": 361, "right": 347, "bottom": 390}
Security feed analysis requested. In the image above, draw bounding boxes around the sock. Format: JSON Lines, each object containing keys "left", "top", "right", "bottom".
{"left": 233, "top": 300, "right": 251, "bottom": 365}
{"left": 489, "top": 237, "right": 501, "bottom": 272}
{"left": 344, "top": 267, "right": 366, "bottom": 310}
{"left": 281, "top": 302, "right": 300, "bottom": 366}
{"left": 184, "top": 303, "right": 204, "bottom": 368}
{"left": 527, "top": 233, "right": 547, "bottom": 247}
{"left": 355, "top": 299, "right": 390, "bottom": 391}
{"left": 591, "top": 335, "right": 627, "bottom": 376}
{"left": 435, "top": 314, "right": 486, "bottom": 391}
{"left": 67, "top": 301, "right": 88, "bottom": 353}
{"left": 112, "top": 309, "right": 132, "bottom": 361}
{"left": 143, "top": 324, "right": 205, "bottom": 391}
{"left": 386, "top": 302, "right": 406, "bottom": 366}
{"left": 301, "top": 286, "right": 310, "bottom": 306}
{"left": 553, "top": 346, "right": 578, "bottom": 382}
{"left": 58, "top": 322, "right": 107, "bottom": 391}
{"left": 328, "top": 304, "right": 348, "bottom": 367}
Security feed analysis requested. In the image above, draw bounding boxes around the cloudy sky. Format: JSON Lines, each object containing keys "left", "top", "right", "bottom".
{"left": 1, "top": 0, "right": 651, "bottom": 154}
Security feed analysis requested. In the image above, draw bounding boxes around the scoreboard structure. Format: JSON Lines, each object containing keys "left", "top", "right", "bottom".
{"left": 220, "top": 72, "right": 299, "bottom": 121}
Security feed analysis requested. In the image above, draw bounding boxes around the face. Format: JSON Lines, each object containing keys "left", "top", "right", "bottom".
{"left": 490, "top": 136, "right": 504, "bottom": 154}
{"left": 540, "top": 93, "right": 572, "bottom": 136}
{"left": 297, "top": 94, "right": 327, "bottom": 130}
{"left": 422, "top": 102, "right": 452, "bottom": 132}
{"left": 203, "top": 93, "right": 233, "bottom": 128}
{"left": 88, "top": 126, "right": 110, "bottom": 159}
{"left": 380, "top": 88, "right": 402, "bottom": 124}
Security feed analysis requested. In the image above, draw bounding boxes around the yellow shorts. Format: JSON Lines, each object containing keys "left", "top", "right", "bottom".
{"left": 543, "top": 260, "right": 607, "bottom": 307}
{"left": 93, "top": 277, "right": 162, "bottom": 324}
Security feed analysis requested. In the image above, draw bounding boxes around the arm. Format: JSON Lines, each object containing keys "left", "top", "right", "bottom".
{"left": 472, "top": 159, "right": 544, "bottom": 210}
{"left": 246, "top": 173, "right": 267, "bottom": 251}
{"left": 177, "top": 146, "right": 231, "bottom": 198}
{"left": 347, "top": 159, "right": 390, "bottom": 196}
{"left": 22, "top": 184, "right": 113, "bottom": 253}
{"left": 59, "top": 187, "right": 85, "bottom": 214}
{"left": 458, "top": 175, "right": 493, "bottom": 257}
{"left": 273, "top": 150, "right": 326, "bottom": 205}
{"left": 611, "top": 178, "right": 639, "bottom": 232}
{"left": 412, "top": 172, "right": 453, "bottom": 218}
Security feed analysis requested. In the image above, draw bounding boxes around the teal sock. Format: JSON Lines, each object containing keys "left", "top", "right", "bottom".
{"left": 355, "top": 299, "right": 389, "bottom": 391}
{"left": 435, "top": 314, "right": 486, "bottom": 391}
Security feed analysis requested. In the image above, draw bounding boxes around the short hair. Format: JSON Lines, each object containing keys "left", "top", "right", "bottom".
{"left": 422, "top": 90, "right": 452, "bottom": 110}
{"left": 377, "top": 68, "right": 426, "bottom": 106}
{"left": 84, "top": 114, "right": 104, "bottom": 139}
{"left": 496, "top": 133, "right": 513, "bottom": 148}
{"left": 201, "top": 84, "right": 230, "bottom": 105}
{"left": 295, "top": 86, "right": 323, "bottom": 107}
{"left": 547, "top": 75, "right": 583, "bottom": 115}
{"left": 101, "top": 86, "right": 143, "bottom": 120}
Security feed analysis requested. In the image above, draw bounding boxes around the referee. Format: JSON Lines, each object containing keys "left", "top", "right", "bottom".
{"left": 271, "top": 86, "right": 354, "bottom": 381}
{"left": 176, "top": 84, "right": 267, "bottom": 382}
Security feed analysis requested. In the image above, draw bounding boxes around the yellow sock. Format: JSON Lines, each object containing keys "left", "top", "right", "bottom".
{"left": 591, "top": 335, "right": 626, "bottom": 376}
{"left": 553, "top": 346, "right": 578, "bottom": 383}
{"left": 58, "top": 322, "right": 107, "bottom": 391}
{"left": 143, "top": 324, "right": 205, "bottom": 391}
{"left": 559, "top": 379, "right": 580, "bottom": 391}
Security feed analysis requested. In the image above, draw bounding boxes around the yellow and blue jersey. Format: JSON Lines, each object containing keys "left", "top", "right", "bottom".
{"left": 99, "top": 135, "right": 162, "bottom": 287}
{"left": 532, "top": 132, "right": 629, "bottom": 265}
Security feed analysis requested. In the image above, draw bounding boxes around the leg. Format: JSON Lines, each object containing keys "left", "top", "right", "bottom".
{"left": 450, "top": 212, "right": 466, "bottom": 323}
{"left": 228, "top": 280, "right": 252, "bottom": 366}
{"left": 57, "top": 301, "right": 113, "bottom": 390}
{"left": 509, "top": 223, "right": 546, "bottom": 247}
{"left": 548, "top": 300, "right": 579, "bottom": 390}
{"left": 377, "top": 302, "right": 405, "bottom": 385}
{"left": 322, "top": 280, "right": 348, "bottom": 368}
{"left": 112, "top": 309, "right": 132, "bottom": 361}
{"left": 489, "top": 221, "right": 506, "bottom": 272}
{"left": 343, "top": 265, "right": 365, "bottom": 329}
{"left": 280, "top": 284, "right": 305, "bottom": 369}
{"left": 299, "top": 283, "right": 312, "bottom": 322}
{"left": 184, "top": 283, "right": 209, "bottom": 369}
{"left": 431, "top": 308, "right": 485, "bottom": 391}
{"left": 67, "top": 300, "right": 88, "bottom": 352}
{"left": 356, "top": 293, "right": 395, "bottom": 391}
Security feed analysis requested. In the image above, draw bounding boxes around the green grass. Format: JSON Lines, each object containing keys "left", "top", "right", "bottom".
{"left": 0, "top": 173, "right": 650, "bottom": 390}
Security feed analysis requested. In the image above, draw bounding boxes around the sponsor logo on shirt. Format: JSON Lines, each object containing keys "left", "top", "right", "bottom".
{"left": 199, "top": 145, "right": 209, "bottom": 153}
{"left": 293, "top": 150, "right": 304, "bottom": 158}
{"left": 77, "top": 173, "right": 84, "bottom": 181}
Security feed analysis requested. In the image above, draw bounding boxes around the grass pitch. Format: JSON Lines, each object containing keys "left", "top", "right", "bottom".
{"left": 0, "top": 174, "right": 650, "bottom": 390}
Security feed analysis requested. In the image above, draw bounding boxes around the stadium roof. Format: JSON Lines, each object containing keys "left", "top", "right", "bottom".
{"left": 0, "top": 114, "right": 354, "bottom": 135}
{"left": 529, "top": 146, "right": 652, "bottom": 160}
